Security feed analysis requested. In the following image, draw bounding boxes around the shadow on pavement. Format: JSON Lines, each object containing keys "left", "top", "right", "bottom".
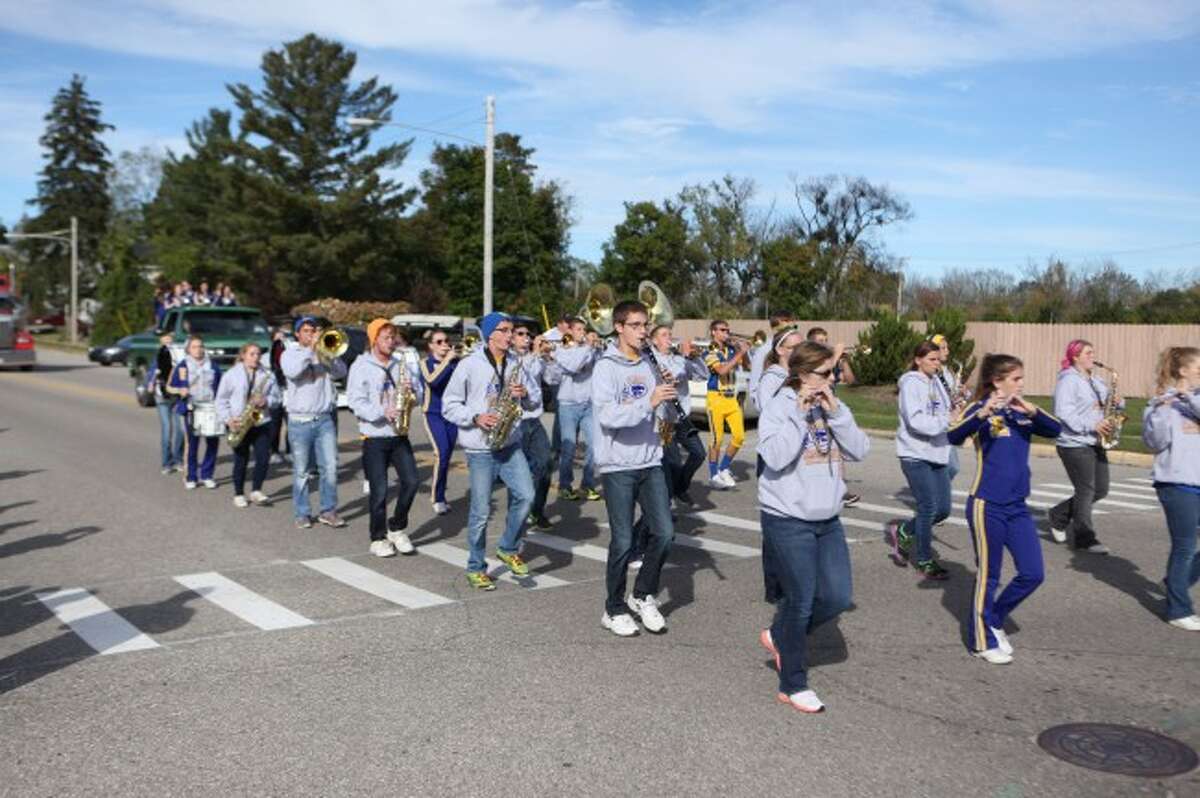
{"left": 0, "top": 469, "right": 46, "bottom": 482}
{"left": 0, "top": 525, "right": 102, "bottom": 559}
{"left": 0, "top": 589, "right": 199, "bottom": 696}
{"left": 0, "top": 500, "right": 37, "bottom": 516}
{"left": 1068, "top": 549, "right": 1164, "bottom": 619}
{"left": 929, "top": 559, "right": 977, "bottom": 647}
{"left": 0, "top": 519, "right": 38, "bottom": 536}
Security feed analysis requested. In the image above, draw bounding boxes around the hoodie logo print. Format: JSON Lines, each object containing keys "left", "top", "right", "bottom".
{"left": 621, "top": 377, "right": 649, "bottom": 403}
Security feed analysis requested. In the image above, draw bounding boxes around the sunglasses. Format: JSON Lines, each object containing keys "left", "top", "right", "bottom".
{"left": 714, "top": 327, "right": 730, "bottom": 333}
{"left": 811, "top": 368, "right": 834, "bottom": 378}
{"left": 513, "top": 330, "right": 530, "bottom": 336}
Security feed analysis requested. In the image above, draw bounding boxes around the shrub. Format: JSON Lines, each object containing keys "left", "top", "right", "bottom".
{"left": 926, "top": 306, "right": 976, "bottom": 384}
{"left": 850, "top": 312, "right": 924, "bottom": 385}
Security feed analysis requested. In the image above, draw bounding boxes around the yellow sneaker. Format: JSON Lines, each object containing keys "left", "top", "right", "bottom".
{"left": 583, "top": 488, "right": 602, "bottom": 501}
{"left": 465, "top": 571, "right": 496, "bottom": 591}
{"left": 495, "top": 551, "right": 529, "bottom": 577}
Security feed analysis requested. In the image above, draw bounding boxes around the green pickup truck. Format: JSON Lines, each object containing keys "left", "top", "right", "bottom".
{"left": 127, "top": 305, "right": 272, "bottom": 406}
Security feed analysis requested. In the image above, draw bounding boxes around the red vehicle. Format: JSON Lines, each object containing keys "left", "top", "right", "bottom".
{"left": 0, "top": 293, "right": 35, "bottom": 371}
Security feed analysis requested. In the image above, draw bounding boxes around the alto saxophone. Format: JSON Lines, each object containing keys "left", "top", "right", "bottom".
{"left": 486, "top": 361, "right": 524, "bottom": 451}
{"left": 1094, "top": 362, "right": 1127, "bottom": 450}
{"left": 394, "top": 365, "right": 417, "bottom": 437}
{"left": 227, "top": 377, "right": 265, "bottom": 448}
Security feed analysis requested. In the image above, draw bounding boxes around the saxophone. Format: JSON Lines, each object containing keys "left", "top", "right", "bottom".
{"left": 393, "top": 362, "right": 417, "bottom": 437}
{"left": 486, "top": 358, "right": 525, "bottom": 451}
{"left": 1094, "top": 361, "right": 1127, "bottom": 450}
{"left": 227, "top": 373, "right": 265, "bottom": 448}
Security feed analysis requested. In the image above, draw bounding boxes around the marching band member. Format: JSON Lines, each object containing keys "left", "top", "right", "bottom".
{"left": 168, "top": 335, "right": 222, "bottom": 490}
{"left": 1142, "top": 347, "right": 1200, "bottom": 631}
{"left": 442, "top": 312, "right": 539, "bottom": 590}
{"left": 1048, "top": 340, "right": 1120, "bottom": 554}
{"left": 806, "top": 327, "right": 859, "bottom": 506}
{"left": 543, "top": 313, "right": 572, "bottom": 460}
{"left": 348, "top": 320, "right": 423, "bottom": 557}
{"left": 216, "top": 342, "right": 280, "bottom": 508}
{"left": 281, "top": 316, "right": 348, "bottom": 530}
{"left": 513, "top": 322, "right": 554, "bottom": 529}
{"left": 267, "top": 327, "right": 290, "bottom": 465}
{"left": 887, "top": 341, "right": 953, "bottom": 580}
{"left": 947, "top": 354, "right": 1062, "bottom": 664}
{"left": 747, "top": 311, "right": 796, "bottom": 414}
{"left": 150, "top": 332, "right": 183, "bottom": 474}
{"left": 757, "top": 341, "right": 867, "bottom": 712}
{"left": 593, "top": 301, "right": 676, "bottom": 636}
{"left": 931, "top": 334, "right": 969, "bottom": 482}
{"left": 704, "top": 319, "right": 750, "bottom": 489}
{"left": 554, "top": 316, "right": 601, "bottom": 502}
{"left": 420, "top": 329, "right": 460, "bottom": 515}
{"left": 650, "top": 324, "right": 707, "bottom": 504}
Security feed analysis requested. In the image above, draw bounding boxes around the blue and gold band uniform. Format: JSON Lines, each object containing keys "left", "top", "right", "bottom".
{"left": 703, "top": 344, "right": 745, "bottom": 459}
{"left": 947, "top": 401, "right": 1062, "bottom": 653}
{"left": 421, "top": 354, "right": 459, "bottom": 506}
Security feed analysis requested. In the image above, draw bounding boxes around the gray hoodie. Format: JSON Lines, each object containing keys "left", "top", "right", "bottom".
{"left": 1053, "top": 368, "right": 1120, "bottom": 448}
{"left": 754, "top": 363, "right": 787, "bottom": 413}
{"left": 895, "top": 370, "right": 951, "bottom": 464}
{"left": 442, "top": 347, "right": 542, "bottom": 452}
{"left": 553, "top": 344, "right": 597, "bottom": 404}
{"left": 1143, "top": 389, "right": 1200, "bottom": 487}
{"left": 215, "top": 363, "right": 281, "bottom": 425}
{"left": 346, "top": 352, "right": 425, "bottom": 438}
{"left": 746, "top": 342, "right": 772, "bottom": 410}
{"left": 515, "top": 352, "right": 545, "bottom": 420}
{"left": 280, "top": 342, "right": 348, "bottom": 417}
{"left": 590, "top": 343, "right": 675, "bottom": 474}
{"left": 757, "top": 388, "right": 870, "bottom": 521}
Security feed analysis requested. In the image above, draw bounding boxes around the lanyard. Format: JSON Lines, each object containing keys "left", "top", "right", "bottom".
{"left": 244, "top": 366, "right": 257, "bottom": 403}
{"left": 484, "top": 349, "right": 508, "bottom": 391}
{"left": 370, "top": 359, "right": 397, "bottom": 391}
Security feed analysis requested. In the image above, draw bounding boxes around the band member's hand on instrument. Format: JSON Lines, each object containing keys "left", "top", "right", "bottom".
{"left": 228, "top": 417, "right": 243, "bottom": 430}
{"left": 649, "top": 383, "right": 678, "bottom": 409}
{"left": 252, "top": 394, "right": 267, "bottom": 408}
{"left": 1008, "top": 394, "right": 1037, "bottom": 416}
{"left": 384, "top": 403, "right": 400, "bottom": 422}
{"left": 179, "top": 387, "right": 189, "bottom": 399}
{"left": 977, "top": 392, "right": 1006, "bottom": 417}
{"left": 680, "top": 339, "right": 696, "bottom": 358}
{"left": 1095, "top": 417, "right": 1115, "bottom": 437}
{"left": 816, "top": 384, "right": 840, "bottom": 414}
{"left": 509, "top": 383, "right": 528, "bottom": 399}
{"left": 475, "top": 411, "right": 500, "bottom": 430}
{"left": 832, "top": 343, "right": 846, "bottom": 363}
{"left": 796, "top": 385, "right": 818, "bottom": 409}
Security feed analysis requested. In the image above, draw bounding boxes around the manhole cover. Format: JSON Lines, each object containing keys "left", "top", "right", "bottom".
{"left": 1038, "top": 723, "right": 1198, "bottom": 778}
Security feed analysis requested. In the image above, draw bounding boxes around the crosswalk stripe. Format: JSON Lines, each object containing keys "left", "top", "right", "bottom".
{"left": 951, "top": 489, "right": 1108, "bottom": 514}
{"left": 35, "top": 588, "right": 160, "bottom": 655}
{"left": 1027, "top": 489, "right": 1156, "bottom": 511}
{"left": 1042, "top": 483, "right": 1158, "bottom": 501}
{"left": 523, "top": 532, "right": 611, "bottom": 563}
{"left": 848, "top": 501, "right": 969, "bottom": 527}
{"left": 672, "top": 534, "right": 759, "bottom": 558}
{"left": 301, "top": 558, "right": 455, "bottom": 609}
{"left": 417, "top": 542, "right": 570, "bottom": 589}
{"left": 174, "top": 572, "right": 314, "bottom": 630}
{"left": 1130, "top": 477, "right": 1154, "bottom": 484}
{"left": 1110, "top": 481, "right": 1157, "bottom": 494}
{"left": 684, "top": 509, "right": 875, "bottom": 538}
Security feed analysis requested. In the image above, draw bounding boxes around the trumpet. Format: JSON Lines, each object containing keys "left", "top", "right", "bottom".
{"left": 453, "top": 333, "right": 479, "bottom": 358}
{"left": 314, "top": 327, "right": 349, "bottom": 367}
{"left": 842, "top": 344, "right": 872, "bottom": 358}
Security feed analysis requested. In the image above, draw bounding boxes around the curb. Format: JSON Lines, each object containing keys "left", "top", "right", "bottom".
{"left": 34, "top": 339, "right": 90, "bottom": 354}
{"left": 859, "top": 428, "right": 1153, "bottom": 469}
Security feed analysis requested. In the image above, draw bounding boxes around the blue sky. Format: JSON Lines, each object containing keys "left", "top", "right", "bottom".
{"left": 2, "top": 1, "right": 1199, "bottom": 281}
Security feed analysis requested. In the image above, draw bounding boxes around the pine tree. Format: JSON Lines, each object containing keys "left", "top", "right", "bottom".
{"left": 21, "top": 74, "right": 113, "bottom": 312}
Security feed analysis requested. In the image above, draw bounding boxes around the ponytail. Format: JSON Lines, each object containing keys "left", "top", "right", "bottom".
{"left": 1154, "top": 347, "right": 1200, "bottom": 395}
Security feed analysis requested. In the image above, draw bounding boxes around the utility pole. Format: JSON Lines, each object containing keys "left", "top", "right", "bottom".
{"left": 483, "top": 95, "right": 495, "bottom": 316}
{"left": 896, "top": 269, "right": 903, "bottom": 317}
{"left": 70, "top": 216, "right": 78, "bottom": 343}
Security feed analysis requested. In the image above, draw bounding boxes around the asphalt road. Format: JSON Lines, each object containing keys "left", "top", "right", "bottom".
{"left": 1, "top": 349, "right": 1197, "bottom": 797}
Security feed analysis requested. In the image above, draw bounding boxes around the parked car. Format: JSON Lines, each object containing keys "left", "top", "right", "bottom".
{"left": 126, "top": 306, "right": 271, "bottom": 406}
{"left": 26, "top": 309, "right": 90, "bottom": 336}
{"left": 88, "top": 334, "right": 133, "bottom": 366}
{"left": 0, "top": 293, "right": 35, "bottom": 371}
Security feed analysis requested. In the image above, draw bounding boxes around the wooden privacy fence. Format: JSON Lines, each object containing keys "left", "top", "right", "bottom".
{"left": 669, "top": 319, "right": 1200, "bottom": 397}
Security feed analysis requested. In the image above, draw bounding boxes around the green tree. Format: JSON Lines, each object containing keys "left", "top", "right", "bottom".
{"left": 20, "top": 74, "right": 113, "bottom": 312}
{"left": 90, "top": 218, "right": 154, "bottom": 344}
{"left": 851, "top": 312, "right": 924, "bottom": 386}
{"left": 760, "top": 235, "right": 827, "bottom": 318}
{"left": 678, "top": 175, "right": 763, "bottom": 310}
{"left": 597, "top": 200, "right": 691, "bottom": 301}
{"left": 926, "top": 306, "right": 976, "bottom": 383}
{"left": 416, "top": 133, "right": 572, "bottom": 318}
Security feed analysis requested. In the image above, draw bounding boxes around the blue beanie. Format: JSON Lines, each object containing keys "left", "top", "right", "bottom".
{"left": 294, "top": 315, "right": 319, "bottom": 333}
{"left": 479, "top": 311, "right": 510, "bottom": 341}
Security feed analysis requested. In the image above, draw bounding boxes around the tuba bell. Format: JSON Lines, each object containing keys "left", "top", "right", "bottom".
{"left": 579, "top": 283, "right": 616, "bottom": 336}
{"left": 314, "top": 327, "right": 349, "bottom": 367}
{"left": 637, "top": 280, "right": 674, "bottom": 329}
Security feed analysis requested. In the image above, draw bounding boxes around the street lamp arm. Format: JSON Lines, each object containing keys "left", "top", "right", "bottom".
{"left": 6, "top": 231, "right": 71, "bottom": 242}
{"left": 347, "top": 116, "right": 481, "bottom": 146}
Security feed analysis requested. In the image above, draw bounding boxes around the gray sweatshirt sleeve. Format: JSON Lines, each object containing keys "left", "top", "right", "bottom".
{"left": 281, "top": 346, "right": 315, "bottom": 380}
{"left": 554, "top": 346, "right": 593, "bottom": 374}
{"left": 442, "top": 361, "right": 475, "bottom": 428}
{"left": 899, "top": 376, "right": 948, "bottom": 437}
{"left": 347, "top": 360, "right": 384, "bottom": 424}
{"left": 1142, "top": 398, "right": 1173, "bottom": 453}
{"left": 1054, "top": 374, "right": 1101, "bottom": 435}
{"left": 265, "top": 374, "right": 282, "bottom": 409}
{"left": 215, "top": 367, "right": 237, "bottom": 422}
{"left": 828, "top": 403, "right": 870, "bottom": 462}
{"left": 520, "top": 359, "right": 542, "bottom": 411}
{"left": 758, "top": 397, "right": 807, "bottom": 471}
{"left": 593, "top": 361, "right": 653, "bottom": 430}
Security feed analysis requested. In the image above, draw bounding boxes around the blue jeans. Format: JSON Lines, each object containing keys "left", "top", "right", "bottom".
{"left": 465, "top": 445, "right": 534, "bottom": 573}
{"left": 1156, "top": 484, "right": 1200, "bottom": 621}
{"left": 669, "top": 424, "right": 706, "bottom": 498}
{"left": 947, "top": 446, "right": 960, "bottom": 483}
{"left": 557, "top": 401, "right": 595, "bottom": 490}
{"left": 900, "top": 458, "right": 952, "bottom": 563}
{"left": 602, "top": 467, "right": 674, "bottom": 616}
{"left": 520, "top": 418, "right": 553, "bottom": 519}
{"left": 760, "top": 512, "right": 852, "bottom": 694}
{"left": 156, "top": 400, "right": 183, "bottom": 468}
{"left": 288, "top": 413, "right": 339, "bottom": 520}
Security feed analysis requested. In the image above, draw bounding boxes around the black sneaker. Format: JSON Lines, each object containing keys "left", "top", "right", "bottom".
{"left": 842, "top": 493, "right": 861, "bottom": 507}
{"left": 528, "top": 514, "right": 553, "bottom": 530}
{"left": 674, "top": 491, "right": 697, "bottom": 507}
{"left": 914, "top": 559, "right": 950, "bottom": 580}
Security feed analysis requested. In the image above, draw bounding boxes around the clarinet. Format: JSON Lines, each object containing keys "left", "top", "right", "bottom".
{"left": 641, "top": 343, "right": 690, "bottom": 422}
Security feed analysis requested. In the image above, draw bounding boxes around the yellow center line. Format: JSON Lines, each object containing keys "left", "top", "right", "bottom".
{"left": 4, "top": 372, "right": 136, "bottom": 409}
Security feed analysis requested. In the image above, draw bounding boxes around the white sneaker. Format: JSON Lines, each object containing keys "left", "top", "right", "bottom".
{"left": 718, "top": 469, "right": 736, "bottom": 487}
{"left": 203, "top": 479, "right": 218, "bottom": 489}
{"left": 233, "top": 495, "right": 249, "bottom": 508}
{"left": 708, "top": 472, "right": 729, "bottom": 490}
{"left": 777, "top": 689, "right": 825, "bottom": 713}
{"left": 433, "top": 502, "right": 451, "bottom": 515}
{"left": 184, "top": 481, "right": 198, "bottom": 490}
{"left": 249, "top": 490, "right": 271, "bottom": 506}
{"left": 1081, "top": 542, "right": 1110, "bottom": 555}
{"left": 626, "top": 594, "right": 666, "bottom": 633}
{"left": 990, "top": 626, "right": 1013, "bottom": 656}
{"left": 362, "top": 480, "right": 371, "bottom": 496}
{"left": 1050, "top": 525, "right": 1067, "bottom": 544}
{"left": 973, "top": 647, "right": 1013, "bottom": 665}
{"left": 369, "top": 540, "right": 396, "bottom": 558}
{"left": 271, "top": 453, "right": 286, "bottom": 465}
{"left": 1168, "top": 615, "right": 1200, "bottom": 631}
{"left": 601, "top": 612, "right": 639, "bottom": 637}
{"left": 160, "top": 467, "right": 173, "bottom": 476}
{"left": 387, "top": 530, "right": 415, "bottom": 555}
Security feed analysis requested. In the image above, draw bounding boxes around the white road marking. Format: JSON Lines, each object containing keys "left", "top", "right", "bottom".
{"left": 174, "top": 572, "right": 314, "bottom": 630}
{"left": 1043, "top": 483, "right": 1159, "bottom": 501}
{"left": 683, "top": 510, "right": 872, "bottom": 541}
{"left": 523, "top": 532, "right": 611, "bottom": 562}
{"left": 301, "top": 558, "right": 455, "bottom": 609}
{"left": 847, "top": 501, "right": 969, "bottom": 527}
{"left": 35, "top": 588, "right": 160, "bottom": 655}
{"left": 417, "top": 542, "right": 570, "bottom": 589}
{"left": 950, "top": 489, "right": 1108, "bottom": 514}
{"left": 1027, "top": 489, "right": 1156, "bottom": 511}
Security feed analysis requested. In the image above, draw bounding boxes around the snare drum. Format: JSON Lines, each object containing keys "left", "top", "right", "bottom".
{"left": 191, "top": 402, "right": 223, "bottom": 437}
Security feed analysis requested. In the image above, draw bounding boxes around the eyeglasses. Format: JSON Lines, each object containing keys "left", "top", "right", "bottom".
{"left": 714, "top": 327, "right": 730, "bottom": 333}
{"left": 431, "top": 338, "right": 447, "bottom": 345}
{"left": 513, "top": 330, "right": 529, "bottom": 337}
{"left": 495, "top": 327, "right": 513, "bottom": 334}
{"left": 621, "top": 321, "right": 647, "bottom": 329}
